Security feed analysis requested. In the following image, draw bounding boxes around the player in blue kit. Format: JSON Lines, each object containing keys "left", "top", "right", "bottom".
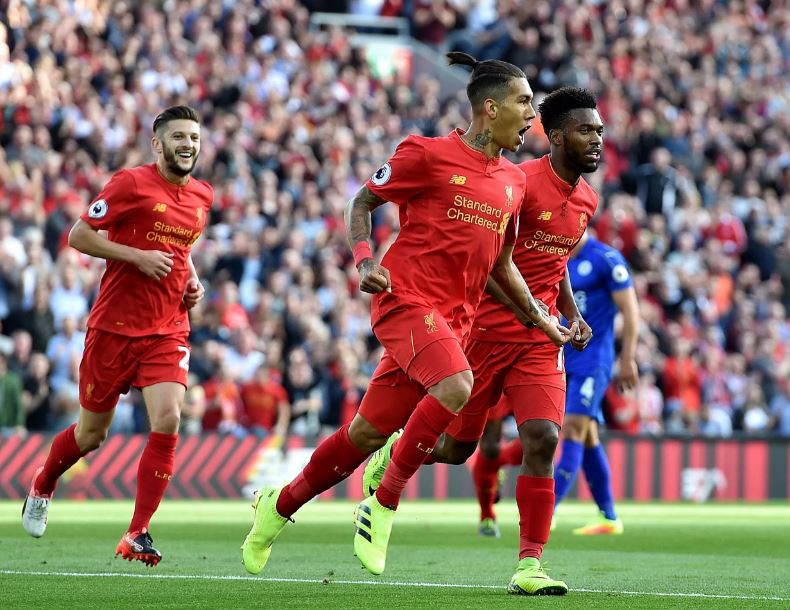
{"left": 553, "top": 230, "right": 640, "bottom": 534}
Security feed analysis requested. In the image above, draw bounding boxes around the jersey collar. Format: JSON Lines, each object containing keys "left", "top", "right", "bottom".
{"left": 451, "top": 129, "right": 502, "bottom": 167}
{"left": 151, "top": 163, "right": 190, "bottom": 191}
{"left": 542, "top": 154, "right": 576, "bottom": 194}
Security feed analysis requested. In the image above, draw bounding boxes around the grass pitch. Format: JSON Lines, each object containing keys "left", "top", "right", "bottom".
{"left": 2, "top": 500, "right": 789, "bottom": 608}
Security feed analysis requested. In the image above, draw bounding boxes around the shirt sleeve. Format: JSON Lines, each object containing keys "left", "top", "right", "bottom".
{"left": 602, "top": 249, "right": 633, "bottom": 292}
{"left": 366, "top": 135, "right": 427, "bottom": 205}
{"left": 81, "top": 170, "right": 137, "bottom": 230}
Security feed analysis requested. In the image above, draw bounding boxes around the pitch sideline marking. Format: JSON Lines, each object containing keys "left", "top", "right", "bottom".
{"left": 0, "top": 570, "right": 787, "bottom": 602}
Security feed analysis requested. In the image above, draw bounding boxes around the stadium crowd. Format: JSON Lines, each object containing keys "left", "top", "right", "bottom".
{"left": 0, "top": 0, "right": 788, "bottom": 439}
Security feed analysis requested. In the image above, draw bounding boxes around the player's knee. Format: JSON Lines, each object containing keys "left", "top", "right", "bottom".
{"left": 348, "top": 418, "right": 389, "bottom": 454}
{"left": 563, "top": 415, "right": 588, "bottom": 442}
{"left": 150, "top": 409, "right": 180, "bottom": 434}
{"left": 479, "top": 437, "right": 500, "bottom": 460}
{"left": 431, "top": 370, "right": 473, "bottom": 412}
{"left": 444, "top": 441, "right": 476, "bottom": 465}
{"left": 75, "top": 427, "right": 108, "bottom": 452}
{"left": 520, "top": 421, "right": 560, "bottom": 463}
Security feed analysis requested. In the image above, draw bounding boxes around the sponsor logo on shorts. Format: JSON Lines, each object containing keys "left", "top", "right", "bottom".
{"left": 85, "top": 383, "right": 94, "bottom": 400}
{"left": 424, "top": 311, "right": 438, "bottom": 334}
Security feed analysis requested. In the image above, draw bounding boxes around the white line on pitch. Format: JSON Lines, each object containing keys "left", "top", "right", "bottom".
{"left": 0, "top": 570, "right": 787, "bottom": 602}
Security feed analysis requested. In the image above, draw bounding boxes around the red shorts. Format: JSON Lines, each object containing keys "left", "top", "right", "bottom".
{"left": 372, "top": 301, "right": 470, "bottom": 390}
{"left": 358, "top": 336, "right": 471, "bottom": 436}
{"left": 445, "top": 339, "right": 566, "bottom": 441}
{"left": 79, "top": 328, "right": 191, "bottom": 413}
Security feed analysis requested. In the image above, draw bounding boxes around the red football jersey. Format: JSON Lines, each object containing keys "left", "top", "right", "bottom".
{"left": 367, "top": 130, "right": 525, "bottom": 342}
{"left": 81, "top": 164, "right": 213, "bottom": 337}
{"left": 471, "top": 154, "right": 599, "bottom": 343}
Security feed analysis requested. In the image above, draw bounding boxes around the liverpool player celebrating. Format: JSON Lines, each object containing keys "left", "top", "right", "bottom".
{"left": 367, "top": 87, "right": 602, "bottom": 595}
{"left": 241, "top": 53, "right": 570, "bottom": 577}
{"left": 21, "top": 106, "right": 213, "bottom": 566}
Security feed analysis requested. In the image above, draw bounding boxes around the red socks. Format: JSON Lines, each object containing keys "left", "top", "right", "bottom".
{"left": 472, "top": 454, "right": 500, "bottom": 521}
{"left": 516, "top": 475, "right": 555, "bottom": 560}
{"left": 499, "top": 438, "right": 523, "bottom": 467}
{"left": 376, "top": 395, "right": 456, "bottom": 509}
{"left": 128, "top": 432, "right": 177, "bottom": 533}
{"left": 276, "top": 423, "right": 367, "bottom": 518}
{"left": 35, "top": 424, "right": 85, "bottom": 496}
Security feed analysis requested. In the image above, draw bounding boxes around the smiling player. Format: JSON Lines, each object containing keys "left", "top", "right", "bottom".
{"left": 22, "top": 106, "right": 213, "bottom": 566}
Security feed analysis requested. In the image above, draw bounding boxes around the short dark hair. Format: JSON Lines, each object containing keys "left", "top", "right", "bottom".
{"left": 152, "top": 105, "right": 200, "bottom": 135}
{"left": 538, "top": 87, "right": 598, "bottom": 133}
{"left": 447, "top": 52, "right": 527, "bottom": 110}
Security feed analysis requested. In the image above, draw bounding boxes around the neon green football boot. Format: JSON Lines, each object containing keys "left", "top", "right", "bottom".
{"left": 478, "top": 518, "right": 501, "bottom": 538}
{"left": 573, "top": 512, "right": 624, "bottom": 536}
{"left": 507, "top": 557, "right": 569, "bottom": 596}
{"left": 353, "top": 494, "right": 396, "bottom": 575}
{"left": 241, "top": 486, "right": 290, "bottom": 574}
{"left": 362, "top": 430, "right": 402, "bottom": 497}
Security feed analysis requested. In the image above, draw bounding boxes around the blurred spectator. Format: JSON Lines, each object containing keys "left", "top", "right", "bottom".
{"left": 662, "top": 339, "right": 703, "bottom": 426}
{"left": 240, "top": 365, "right": 291, "bottom": 438}
{"left": 45, "top": 316, "right": 85, "bottom": 394}
{"left": 742, "top": 383, "right": 774, "bottom": 435}
{"left": 770, "top": 381, "right": 790, "bottom": 437}
{"left": 4, "top": 282, "right": 56, "bottom": 353}
{"left": 224, "top": 328, "right": 266, "bottom": 382}
{"left": 283, "top": 347, "right": 323, "bottom": 437}
{"left": 0, "top": 352, "right": 25, "bottom": 435}
{"left": 21, "top": 352, "right": 51, "bottom": 431}
{"left": 412, "top": 0, "right": 457, "bottom": 48}
{"left": 182, "top": 382, "right": 208, "bottom": 436}
{"left": 697, "top": 404, "right": 733, "bottom": 438}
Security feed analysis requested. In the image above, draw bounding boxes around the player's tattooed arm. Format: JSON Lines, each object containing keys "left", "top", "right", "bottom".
{"left": 345, "top": 185, "right": 391, "bottom": 294}
{"left": 485, "top": 277, "right": 547, "bottom": 328}
{"left": 558, "top": 270, "right": 592, "bottom": 351}
{"left": 490, "top": 245, "right": 571, "bottom": 347}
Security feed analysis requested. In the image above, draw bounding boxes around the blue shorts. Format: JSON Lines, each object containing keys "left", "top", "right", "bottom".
{"left": 565, "top": 368, "right": 610, "bottom": 423}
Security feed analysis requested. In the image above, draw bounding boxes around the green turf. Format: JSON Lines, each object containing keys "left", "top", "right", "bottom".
{"left": 3, "top": 500, "right": 789, "bottom": 608}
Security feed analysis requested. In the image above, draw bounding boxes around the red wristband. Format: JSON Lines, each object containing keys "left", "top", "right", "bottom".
{"left": 352, "top": 242, "right": 373, "bottom": 267}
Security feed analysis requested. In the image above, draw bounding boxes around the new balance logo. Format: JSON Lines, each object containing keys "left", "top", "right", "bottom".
{"left": 538, "top": 211, "right": 552, "bottom": 221}
{"left": 153, "top": 202, "right": 168, "bottom": 212}
{"left": 449, "top": 174, "right": 467, "bottom": 185}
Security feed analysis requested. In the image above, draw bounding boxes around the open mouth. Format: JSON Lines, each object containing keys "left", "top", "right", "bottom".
{"left": 177, "top": 151, "right": 194, "bottom": 159}
{"left": 518, "top": 124, "right": 531, "bottom": 144}
{"left": 585, "top": 149, "right": 601, "bottom": 162}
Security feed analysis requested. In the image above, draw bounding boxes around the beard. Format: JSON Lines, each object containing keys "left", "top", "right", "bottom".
{"left": 163, "top": 146, "right": 198, "bottom": 177}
